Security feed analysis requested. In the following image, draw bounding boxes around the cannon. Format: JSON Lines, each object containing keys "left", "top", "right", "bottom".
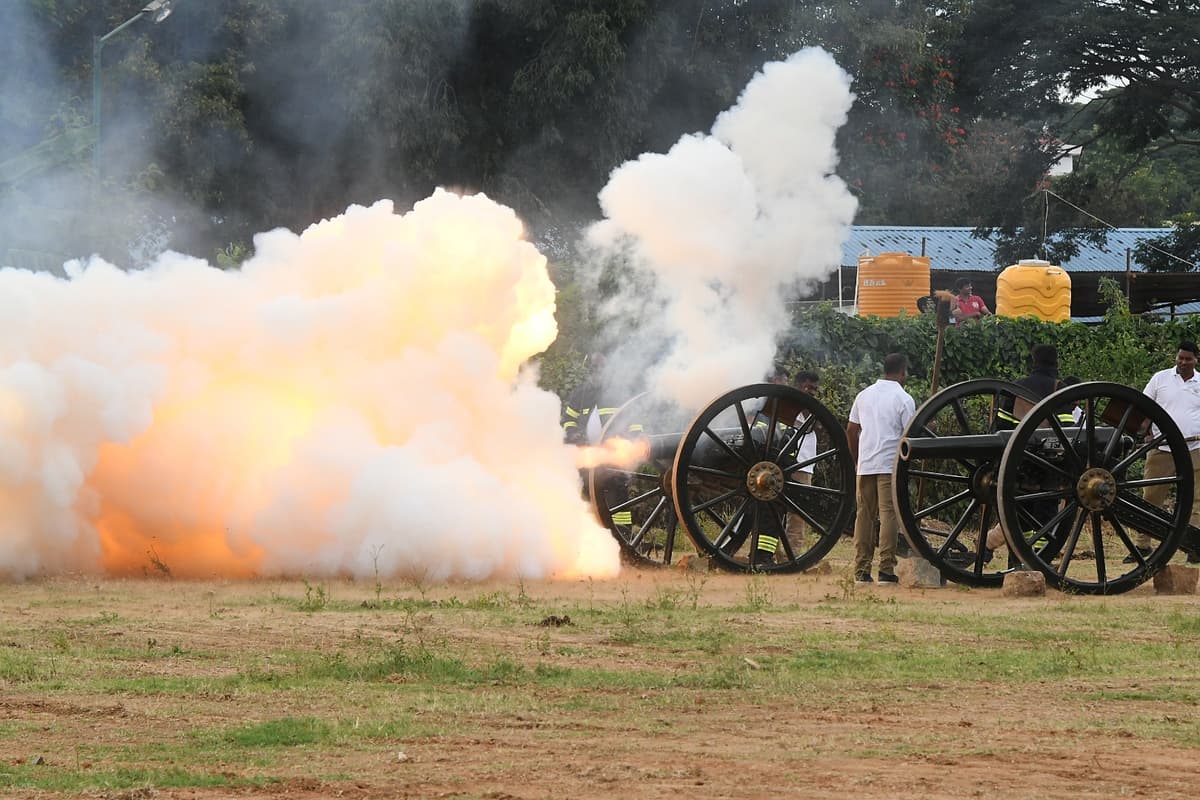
{"left": 894, "top": 379, "right": 1199, "bottom": 594}
{"left": 588, "top": 383, "right": 856, "bottom": 573}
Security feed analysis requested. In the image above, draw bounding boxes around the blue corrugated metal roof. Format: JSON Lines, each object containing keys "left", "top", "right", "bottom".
{"left": 843, "top": 226, "right": 1173, "bottom": 273}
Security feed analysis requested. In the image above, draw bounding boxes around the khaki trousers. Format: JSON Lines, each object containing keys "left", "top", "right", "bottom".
{"left": 1139, "top": 448, "right": 1200, "bottom": 547}
{"left": 854, "top": 473, "right": 898, "bottom": 575}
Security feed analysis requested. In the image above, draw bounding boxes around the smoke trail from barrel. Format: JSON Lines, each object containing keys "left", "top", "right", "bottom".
{"left": 586, "top": 47, "right": 857, "bottom": 407}
{"left": 0, "top": 190, "right": 619, "bottom": 581}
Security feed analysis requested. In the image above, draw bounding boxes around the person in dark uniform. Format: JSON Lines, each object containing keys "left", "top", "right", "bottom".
{"left": 995, "top": 344, "right": 1062, "bottom": 429}
{"left": 987, "top": 344, "right": 1072, "bottom": 563}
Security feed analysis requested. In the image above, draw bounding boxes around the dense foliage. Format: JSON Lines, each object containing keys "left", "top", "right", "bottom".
{"left": 956, "top": 0, "right": 1200, "bottom": 267}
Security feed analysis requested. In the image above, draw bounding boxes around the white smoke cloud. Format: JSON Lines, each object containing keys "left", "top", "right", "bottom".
{"left": 586, "top": 47, "right": 857, "bottom": 407}
{"left": 0, "top": 189, "right": 619, "bottom": 581}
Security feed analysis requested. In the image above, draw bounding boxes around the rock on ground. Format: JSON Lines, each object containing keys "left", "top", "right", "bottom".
{"left": 675, "top": 554, "right": 711, "bottom": 573}
{"left": 896, "top": 557, "right": 945, "bottom": 589}
{"left": 1002, "top": 570, "right": 1046, "bottom": 597}
{"left": 1153, "top": 564, "right": 1198, "bottom": 595}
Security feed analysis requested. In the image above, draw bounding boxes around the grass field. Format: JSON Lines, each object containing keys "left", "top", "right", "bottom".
{"left": 1, "top": 555, "right": 1199, "bottom": 799}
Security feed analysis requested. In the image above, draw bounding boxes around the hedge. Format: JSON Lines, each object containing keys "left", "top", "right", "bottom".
{"left": 541, "top": 278, "right": 1200, "bottom": 423}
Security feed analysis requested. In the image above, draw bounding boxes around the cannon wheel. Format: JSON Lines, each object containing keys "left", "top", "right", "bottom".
{"left": 670, "top": 383, "right": 855, "bottom": 573}
{"left": 893, "top": 379, "right": 1043, "bottom": 587}
{"left": 997, "top": 381, "right": 1192, "bottom": 595}
{"left": 589, "top": 393, "right": 692, "bottom": 568}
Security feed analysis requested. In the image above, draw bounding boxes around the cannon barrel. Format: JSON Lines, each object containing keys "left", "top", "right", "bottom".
{"left": 900, "top": 426, "right": 1127, "bottom": 463}
{"left": 648, "top": 426, "right": 768, "bottom": 462}
{"left": 898, "top": 431, "right": 1014, "bottom": 462}
{"left": 646, "top": 433, "right": 684, "bottom": 461}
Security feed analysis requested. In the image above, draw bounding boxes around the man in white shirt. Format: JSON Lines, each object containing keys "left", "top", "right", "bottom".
{"left": 1136, "top": 341, "right": 1200, "bottom": 560}
{"left": 846, "top": 353, "right": 916, "bottom": 583}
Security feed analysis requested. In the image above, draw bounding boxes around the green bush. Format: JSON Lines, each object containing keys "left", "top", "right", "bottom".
{"left": 541, "top": 276, "right": 1198, "bottom": 420}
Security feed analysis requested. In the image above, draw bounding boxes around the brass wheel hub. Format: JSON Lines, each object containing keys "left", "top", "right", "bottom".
{"left": 747, "top": 461, "right": 785, "bottom": 501}
{"left": 971, "top": 462, "right": 997, "bottom": 501}
{"left": 1076, "top": 467, "right": 1117, "bottom": 511}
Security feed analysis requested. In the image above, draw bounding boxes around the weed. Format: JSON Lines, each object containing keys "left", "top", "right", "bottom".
{"left": 468, "top": 591, "right": 511, "bottom": 610}
{"left": 684, "top": 572, "right": 708, "bottom": 609}
{"left": 740, "top": 575, "right": 773, "bottom": 610}
{"left": 404, "top": 570, "right": 432, "bottom": 603}
{"left": 370, "top": 544, "right": 385, "bottom": 606}
{"left": 204, "top": 590, "right": 225, "bottom": 619}
{"left": 650, "top": 586, "right": 683, "bottom": 610}
{"left": 832, "top": 567, "right": 858, "bottom": 601}
{"left": 299, "top": 581, "right": 329, "bottom": 612}
{"left": 145, "top": 545, "right": 172, "bottom": 578}
{"left": 515, "top": 577, "right": 533, "bottom": 609}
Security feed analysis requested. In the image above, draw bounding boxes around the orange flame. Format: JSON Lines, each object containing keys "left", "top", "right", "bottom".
{"left": 573, "top": 437, "right": 650, "bottom": 470}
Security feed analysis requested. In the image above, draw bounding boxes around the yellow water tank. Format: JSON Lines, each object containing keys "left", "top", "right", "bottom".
{"left": 856, "top": 252, "right": 930, "bottom": 318}
{"left": 996, "top": 260, "right": 1072, "bottom": 322}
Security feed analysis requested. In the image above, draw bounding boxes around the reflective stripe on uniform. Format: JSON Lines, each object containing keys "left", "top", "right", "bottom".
{"left": 597, "top": 407, "right": 619, "bottom": 415}
{"left": 1056, "top": 413, "right": 1075, "bottom": 424}
{"left": 996, "top": 409, "right": 1020, "bottom": 424}
{"left": 612, "top": 511, "right": 632, "bottom": 525}
{"left": 564, "top": 407, "right": 581, "bottom": 419}
{"left": 756, "top": 535, "right": 780, "bottom": 553}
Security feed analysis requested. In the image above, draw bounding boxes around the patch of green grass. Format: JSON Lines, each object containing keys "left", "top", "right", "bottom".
{"left": 0, "top": 764, "right": 256, "bottom": 793}
{"left": 60, "top": 611, "right": 121, "bottom": 626}
{"left": 1088, "top": 686, "right": 1200, "bottom": 703}
{"left": 220, "top": 716, "right": 335, "bottom": 747}
{"left": 302, "top": 645, "right": 475, "bottom": 683}
{"left": 0, "top": 650, "right": 60, "bottom": 683}
{"left": 1065, "top": 713, "right": 1200, "bottom": 746}
{"left": 1165, "top": 610, "right": 1200, "bottom": 636}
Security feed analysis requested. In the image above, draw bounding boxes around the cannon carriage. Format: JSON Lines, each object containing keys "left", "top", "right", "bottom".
{"left": 894, "top": 379, "right": 1200, "bottom": 594}
{"left": 588, "top": 383, "right": 856, "bottom": 573}
{"left": 585, "top": 376, "right": 1199, "bottom": 593}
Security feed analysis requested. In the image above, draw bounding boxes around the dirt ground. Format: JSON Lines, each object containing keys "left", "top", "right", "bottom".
{"left": 3, "top": 569, "right": 1200, "bottom": 800}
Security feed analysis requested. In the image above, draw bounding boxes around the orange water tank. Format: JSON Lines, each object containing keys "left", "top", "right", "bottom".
{"left": 996, "top": 260, "right": 1072, "bottom": 322}
{"left": 856, "top": 253, "right": 930, "bottom": 318}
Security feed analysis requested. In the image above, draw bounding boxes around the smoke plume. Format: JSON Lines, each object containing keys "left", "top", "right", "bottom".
{"left": 0, "top": 190, "right": 619, "bottom": 581}
{"left": 586, "top": 48, "right": 857, "bottom": 406}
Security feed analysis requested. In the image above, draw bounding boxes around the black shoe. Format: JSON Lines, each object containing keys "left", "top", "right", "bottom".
{"left": 752, "top": 551, "right": 775, "bottom": 570}
{"left": 877, "top": 571, "right": 898, "bottom": 584}
{"left": 854, "top": 571, "right": 873, "bottom": 584}
{"left": 1121, "top": 546, "right": 1153, "bottom": 564}
{"left": 1188, "top": 550, "right": 1200, "bottom": 565}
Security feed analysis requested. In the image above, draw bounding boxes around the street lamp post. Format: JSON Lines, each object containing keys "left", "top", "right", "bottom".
{"left": 92, "top": 0, "right": 174, "bottom": 182}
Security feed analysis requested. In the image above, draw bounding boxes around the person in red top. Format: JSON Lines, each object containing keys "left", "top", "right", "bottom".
{"left": 953, "top": 277, "right": 992, "bottom": 324}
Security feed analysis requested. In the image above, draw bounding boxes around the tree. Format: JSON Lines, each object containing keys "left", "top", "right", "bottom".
{"left": 955, "top": 0, "right": 1200, "bottom": 267}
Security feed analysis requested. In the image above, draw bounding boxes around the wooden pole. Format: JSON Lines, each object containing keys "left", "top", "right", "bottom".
{"left": 929, "top": 296, "right": 951, "bottom": 396}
